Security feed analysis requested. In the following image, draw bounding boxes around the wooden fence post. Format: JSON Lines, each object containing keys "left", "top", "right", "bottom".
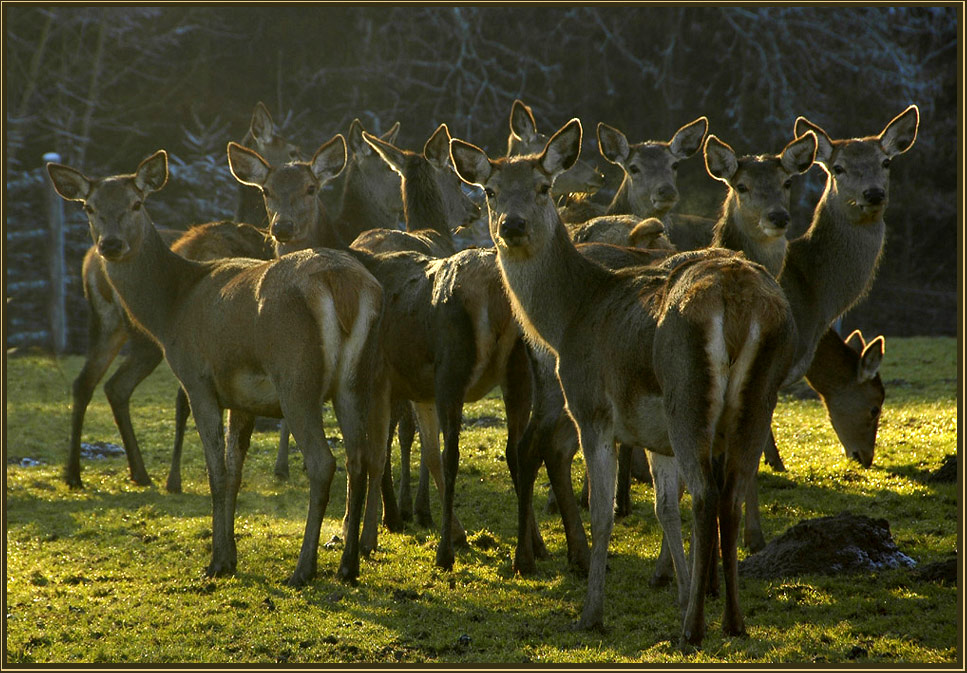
{"left": 44, "top": 151, "right": 67, "bottom": 353}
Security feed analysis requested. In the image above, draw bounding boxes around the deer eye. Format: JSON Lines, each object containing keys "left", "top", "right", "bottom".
{"left": 132, "top": 200, "right": 142, "bottom": 211}
{"left": 289, "top": 149, "right": 301, "bottom": 160}
{"left": 306, "top": 185, "right": 316, "bottom": 196}
{"left": 485, "top": 187, "right": 496, "bottom": 198}
{"left": 83, "top": 204, "right": 95, "bottom": 215}
{"left": 628, "top": 165, "right": 640, "bottom": 175}
{"left": 833, "top": 164, "right": 845, "bottom": 175}
{"left": 538, "top": 183, "right": 551, "bottom": 196}
{"left": 882, "top": 158, "right": 891, "bottom": 169}
{"left": 671, "top": 162, "right": 680, "bottom": 170}
{"left": 735, "top": 184, "right": 749, "bottom": 194}
{"left": 783, "top": 179, "right": 793, "bottom": 189}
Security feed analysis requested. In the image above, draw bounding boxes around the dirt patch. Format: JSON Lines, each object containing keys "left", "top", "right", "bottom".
{"left": 914, "top": 555, "right": 957, "bottom": 585}
{"left": 738, "top": 511, "right": 916, "bottom": 579}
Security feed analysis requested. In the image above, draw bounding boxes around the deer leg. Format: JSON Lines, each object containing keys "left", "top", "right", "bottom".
{"left": 647, "top": 451, "right": 691, "bottom": 616}
{"left": 761, "top": 429, "right": 785, "bottom": 472}
{"left": 615, "top": 443, "right": 633, "bottom": 517}
{"left": 397, "top": 402, "right": 417, "bottom": 521}
{"left": 102, "top": 331, "right": 163, "bottom": 486}
{"left": 167, "top": 386, "right": 191, "bottom": 493}
{"left": 435, "top": 397, "right": 465, "bottom": 571}
{"left": 743, "top": 466, "right": 766, "bottom": 552}
{"left": 575, "top": 416, "right": 617, "bottom": 631}
{"left": 274, "top": 421, "right": 291, "bottom": 479}
{"left": 184, "top": 388, "right": 232, "bottom": 578}
{"left": 503, "top": 340, "right": 543, "bottom": 564}
{"left": 68, "top": 312, "right": 127, "bottom": 489}
{"left": 543, "top": 416, "right": 589, "bottom": 574}
{"left": 361, "top": 379, "right": 391, "bottom": 554}
{"left": 224, "top": 409, "right": 255, "bottom": 572}
{"left": 379, "top": 402, "right": 404, "bottom": 532}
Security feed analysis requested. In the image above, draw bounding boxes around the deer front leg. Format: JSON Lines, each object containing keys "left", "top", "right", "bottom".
{"left": 167, "top": 386, "right": 191, "bottom": 493}
{"left": 224, "top": 409, "right": 255, "bottom": 570}
{"left": 412, "top": 403, "right": 466, "bottom": 541}
{"left": 185, "top": 388, "right": 234, "bottom": 577}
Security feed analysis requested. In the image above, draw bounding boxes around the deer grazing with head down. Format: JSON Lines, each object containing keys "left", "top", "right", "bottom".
{"left": 452, "top": 118, "right": 797, "bottom": 648}
{"left": 229, "top": 127, "right": 540, "bottom": 569}
{"left": 48, "top": 150, "right": 390, "bottom": 586}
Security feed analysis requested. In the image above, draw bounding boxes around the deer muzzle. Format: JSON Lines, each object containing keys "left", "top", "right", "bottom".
{"left": 97, "top": 236, "right": 128, "bottom": 261}
{"left": 499, "top": 215, "right": 528, "bottom": 246}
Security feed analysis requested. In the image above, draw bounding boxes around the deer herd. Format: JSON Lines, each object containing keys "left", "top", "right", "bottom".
{"left": 47, "top": 99, "right": 918, "bottom": 649}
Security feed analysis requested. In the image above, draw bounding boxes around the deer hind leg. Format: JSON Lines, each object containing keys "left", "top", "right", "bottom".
{"left": 545, "top": 416, "right": 589, "bottom": 574}
{"left": 360, "top": 378, "right": 391, "bottom": 554}
{"left": 274, "top": 421, "right": 292, "bottom": 479}
{"left": 167, "top": 386, "right": 191, "bottom": 493}
{"left": 411, "top": 402, "right": 465, "bottom": 541}
{"left": 615, "top": 444, "right": 634, "bottom": 517}
{"left": 101, "top": 330, "right": 163, "bottom": 487}
{"left": 68, "top": 309, "right": 128, "bottom": 488}
{"left": 647, "top": 450, "right": 691, "bottom": 618}
{"left": 396, "top": 402, "right": 418, "bottom": 521}
{"left": 378, "top": 401, "right": 405, "bottom": 532}
{"left": 224, "top": 409, "right": 255, "bottom": 571}
{"left": 435, "top": 396, "right": 467, "bottom": 571}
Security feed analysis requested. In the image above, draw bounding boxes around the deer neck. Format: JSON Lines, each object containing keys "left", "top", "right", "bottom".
{"left": 101, "top": 220, "right": 206, "bottom": 344}
{"left": 495, "top": 219, "right": 611, "bottom": 355}
{"left": 712, "top": 194, "right": 787, "bottom": 278}
{"left": 779, "top": 181, "right": 886, "bottom": 382}
{"left": 607, "top": 175, "right": 658, "bottom": 219}
{"left": 338, "top": 162, "right": 399, "bottom": 240}
{"left": 402, "top": 165, "right": 452, "bottom": 241}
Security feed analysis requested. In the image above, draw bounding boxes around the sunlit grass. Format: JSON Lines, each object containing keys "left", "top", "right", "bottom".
{"left": 3, "top": 337, "right": 959, "bottom": 663}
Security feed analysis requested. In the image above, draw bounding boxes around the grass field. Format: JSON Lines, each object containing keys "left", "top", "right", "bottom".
{"left": 3, "top": 337, "right": 960, "bottom": 664}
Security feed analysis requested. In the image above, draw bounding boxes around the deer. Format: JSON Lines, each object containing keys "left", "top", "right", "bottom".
{"left": 452, "top": 118, "right": 797, "bottom": 648}
{"left": 228, "top": 129, "right": 540, "bottom": 570}
{"left": 507, "top": 99, "right": 606, "bottom": 203}
{"left": 235, "top": 102, "right": 303, "bottom": 227}
{"left": 65, "top": 219, "right": 274, "bottom": 490}
{"left": 568, "top": 215, "right": 675, "bottom": 251}
{"left": 48, "top": 150, "right": 390, "bottom": 586}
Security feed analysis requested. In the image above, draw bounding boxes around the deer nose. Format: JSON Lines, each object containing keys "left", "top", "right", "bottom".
{"left": 272, "top": 220, "right": 295, "bottom": 242}
{"left": 654, "top": 185, "right": 678, "bottom": 202}
{"left": 98, "top": 236, "right": 125, "bottom": 259}
{"left": 767, "top": 210, "right": 790, "bottom": 229}
{"left": 863, "top": 187, "right": 886, "bottom": 205}
{"left": 500, "top": 215, "right": 527, "bottom": 241}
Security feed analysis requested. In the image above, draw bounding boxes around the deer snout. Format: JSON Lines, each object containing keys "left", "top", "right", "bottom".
{"left": 499, "top": 215, "right": 528, "bottom": 245}
{"left": 863, "top": 187, "right": 886, "bottom": 206}
{"left": 766, "top": 210, "right": 790, "bottom": 230}
{"left": 651, "top": 184, "right": 679, "bottom": 208}
{"left": 272, "top": 219, "right": 296, "bottom": 242}
{"left": 849, "top": 449, "right": 874, "bottom": 468}
{"left": 97, "top": 236, "right": 127, "bottom": 260}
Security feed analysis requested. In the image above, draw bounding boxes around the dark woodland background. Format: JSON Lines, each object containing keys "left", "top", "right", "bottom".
{"left": 3, "top": 5, "right": 961, "bottom": 352}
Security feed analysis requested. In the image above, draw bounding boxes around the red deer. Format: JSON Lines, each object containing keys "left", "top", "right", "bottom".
{"left": 229, "top": 131, "right": 539, "bottom": 570}
{"left": 65, "top": 221, "right": 273, "bottom": 491}
{"left": 235, "top": 102, "right": 303, "bottom": 227}
{"left": 452, "top": 119, "right": 796, "bottom": 647}
{"left": 48, "top": 150, "right": 390, "bottom": 586}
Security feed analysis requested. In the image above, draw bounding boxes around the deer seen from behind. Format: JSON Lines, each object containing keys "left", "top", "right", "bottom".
{"left": 48, "top": 150, "right": 390, "bottom": 587}
{"left": 452, "top": 119, "right": 797, "bottom": 648}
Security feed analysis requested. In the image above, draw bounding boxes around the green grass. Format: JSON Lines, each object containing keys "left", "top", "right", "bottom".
{"left": 3, "top": 337, "right": 959, "bottom": 664}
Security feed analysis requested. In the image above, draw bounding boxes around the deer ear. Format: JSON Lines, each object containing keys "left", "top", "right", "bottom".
{"left": 381, "top": 121, "right": 401, "bottom": 145}
{"left": 844, "top": 329, "right": 866, "bottom": 354}
{"left": 541, "top": 119, "right": 582, "bottom": 176}
{"left": 424, "top": 123, "right": 452, "bottom": 169}
{"left": 509, "top": 99, "right": 538, "bottom": 142}
{"left": 250, "top": 102, "right": 276, "bottom": 143}
{"left": 794, "top": 116, "right": 833, "bottom": 164}
{"left": 859, "top": 335, "right": 885, "bottom": 381}
{"left": 780, "top": 131, "right": 818, "bottom": 175}
{"left": 880, "top": 104, "right": 919, "bottom": 157}
{"left": 135, "top": 150, "right": 168, "bottom": 193}
{"left": 311, "top": 134, "right": 347, "bottom": 183}
{"left": 363, "top": 131, "right": 406, "bottom": 175}
{"left": 670, "top": 116, "right": 709, "bottom": 159}
{"left": 347, "top": 118, "right": 370, "bottom": 156}
{"left": 450, "top": 138, "right": 493, "bottom": 187}
{"left": 597, "top": 122, "right": 629, "bottom": 166}
{"left": 228, "top": 141, "right": 271, "bottom": 187}
{"left": 704, "top": 135, "right": 738, "bottom": 183}
{"left": 47, "top": 163, "right": 92, "bottom": 202}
